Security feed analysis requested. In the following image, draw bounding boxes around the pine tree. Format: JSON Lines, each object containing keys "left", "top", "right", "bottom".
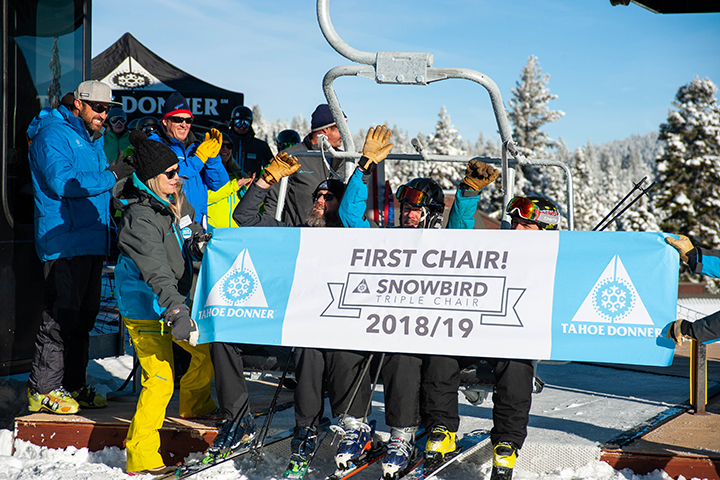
{"left": 655, "top": 76, "right": 720, "bottom": 245}
{"left": 423, "top": 106, "right": 466, "bottom": 189}
{"left": 654, "top": 76, "right": 720, "bottom": 290}
{"left": 507, "top": 55, "right": 565, "bottom": 197}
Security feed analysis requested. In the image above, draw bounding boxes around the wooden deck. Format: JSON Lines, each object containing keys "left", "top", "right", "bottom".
{"left": 14, "top": 376, "right": 294, "bottom": 465}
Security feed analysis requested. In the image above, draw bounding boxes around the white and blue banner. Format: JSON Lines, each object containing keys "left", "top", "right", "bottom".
{"left": 193, "top": 228, "right": 679, "bottom": 367}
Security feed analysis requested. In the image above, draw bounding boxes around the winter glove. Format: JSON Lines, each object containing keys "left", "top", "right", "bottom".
{"left": 164, "top": 304, "right": 199, "bottom": 346}
{"left": 358, "top": 125, "right": 394, "bottom": 174}
{"left": 195, "top": 128, "right": 223, "bottom": 163}
{"left": 665, "top": 319, "right": 695, "bottom": 347}
{"left": 107, "top": 156, "right": 135, "bottom": 180}
{"left": 666, "top": 234, "right": 695, "bottom": 264}
{"left": 188, "top": 230, "right": 212, "bottom": 260}
{"left": 462, "top": 160, "right": 499, "bottom": 191}
{"left": 261, "top": 152, "right": 301, "bottom": 185}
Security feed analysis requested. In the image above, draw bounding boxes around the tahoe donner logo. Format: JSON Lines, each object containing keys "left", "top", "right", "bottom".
{"left": 205, "top": 249, "right": 267, "bottom": 308}
{"left": 564, "top": 255, "right": 660, "bottom": 338}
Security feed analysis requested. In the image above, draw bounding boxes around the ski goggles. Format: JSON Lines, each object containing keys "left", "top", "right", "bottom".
{"left": 396, "top": 185, "right": 431, "bottom": 207}
{"left": 233, "top": 118, "right": 251, "bottom": 129}
{"left": 109, "top": 116, "right": 126, "bottom": 125}
{"left": 507, "top": 196, "right": 558, "bottom": 224}
{"left": 277, "top": 141, "right": 297, "bottom": 151}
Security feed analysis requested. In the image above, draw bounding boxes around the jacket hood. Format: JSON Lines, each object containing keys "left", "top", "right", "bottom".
{"left": 27, "top": 105, "right": 102, "bottom": 143}
{"left": 113, "top": 173, "right": 171, "bottom": 213}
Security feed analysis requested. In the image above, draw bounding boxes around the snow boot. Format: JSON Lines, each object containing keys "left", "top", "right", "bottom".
{"left": 206, "top": 412, "right": 256, "bottom": 458}
{"left": 381, "top": 426, "right": 417, "bottom": 479}
{"left": 491, "top": 442, "right": 518, "bottom": 480}
{"left": 334, "top": 416, "right": 373, "bottom": 469}
{"left": 424, "top": 425, "right": 457, "bottom": 463}
{"left": 28, "top": 387, "right": 79, "bottom": 414}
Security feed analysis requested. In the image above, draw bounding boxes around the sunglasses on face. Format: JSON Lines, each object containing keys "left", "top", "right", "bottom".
{"left": 313, "top": 192, "right": 335, "bottom": 202}
{"left": 168, "top": 116, "right": 194, "bottom": 125}
{"left": 221, "top": 142, "right": 233, "bottom": 150}
{"left": 233, "top": 119, "right": 251, "bottom": 129}
{"left": 82, "top": 100, "right": 111, "bottom": 114}
{"left": 109, "top": 117, "right": 126, "bottom": 125}
{"left": 162, "top": 167, "right": 180, "bottom": 179}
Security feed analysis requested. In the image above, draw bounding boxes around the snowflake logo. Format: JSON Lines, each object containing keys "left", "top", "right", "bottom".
{"left": 219, "top": 268, "right": 258, "bottom": 305}
{"left": 113, "top": 71, "right": 151, "bottom": 88}
{"left": 592, "top": 278, "right": 635, "bottom": 322}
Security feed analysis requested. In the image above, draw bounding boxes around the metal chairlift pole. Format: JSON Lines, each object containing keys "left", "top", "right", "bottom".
{"left": 314, "top": 0, "right": 574, "bottom": 229}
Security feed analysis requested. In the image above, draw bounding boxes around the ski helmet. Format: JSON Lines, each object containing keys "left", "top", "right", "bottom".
{"left": 231, "top": 106, "right": 253, "bottom": 129}
{"left": 276, "top": 129, "right": 302, "bottom": 151}
{"left": 396, "top": 177, "right": 445, "bottom": 229}
{"left": 506, "top": 195, "right": 559, "bottom": 230}
{"left": 136, "top": 116, "right": 159, "bottom": 135}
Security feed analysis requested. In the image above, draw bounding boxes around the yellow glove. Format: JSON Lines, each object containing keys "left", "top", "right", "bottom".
{"left": 261, "top": 152, "right": 301, "bottom": 185}
{"left": 195, "top": 128, "right": 222, "bottom": 163}
{"left": 463, "top": 160, "right": 499, "bottom": 191}
{"left": 358, "top": 125, "right": 394, "bottom": 174}
{"left": 665, "top": 234, "right": 694, "bottom": 263}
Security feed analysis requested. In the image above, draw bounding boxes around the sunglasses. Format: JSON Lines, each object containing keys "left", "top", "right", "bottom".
{"left": 313, "top": 192, "right": 335, "bottom": 202}
{"left": 109, "top": 117, "right": 126, "bottom": 125}
{"left": 82, "top": 100, "right": 111, "bottom": 114}
{"left": 277, "top": 141, "right": 297, "bottom": 151}
{"left": 233, "top": 119, "right": 251, "bottom": 129}
{"left": 162, "top": 167, "right": 180, "bottom": 179}
{"left": 396, "top": 185, "right": 429, "bottom": 207}
{"left": 221, "top": 142, "right": 233, "bottom": 149}
{"left": 168, "top": 116, "right": 194, "bottom": 125}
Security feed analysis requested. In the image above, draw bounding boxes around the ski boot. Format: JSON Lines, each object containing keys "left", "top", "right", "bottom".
{"left": 424, "top": 425, "right": 457, "bottom": 466}
{"left": 206, "top": 412, "right": 256, "bottom": 460}
{"left": 28, "top": 387, "right": 79, "bottom": 414}
{"left": 491, "top": 442, "right": 518, "bottom": 480}
{"left": 334, "top": 416, "right": 373, "bottom": 470}
{"left": 380, "top": 426, "right": 417, "bottom": 479}
{"left": 284, "top": 425, "right": 319, "bottom": 476}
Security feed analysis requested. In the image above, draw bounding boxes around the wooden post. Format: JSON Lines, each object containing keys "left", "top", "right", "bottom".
{"left": 690, "top": 339, "right": 707, "bottom": 415}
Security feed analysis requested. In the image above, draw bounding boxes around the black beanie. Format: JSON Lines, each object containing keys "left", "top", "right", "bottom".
{"left": 162, "top": 92, "right": 192, "bottom": 120}
{"left": 129, "top": 130, "right": 179, "bottom": 183}
{"left": 313, "top": 179, "right": 346, "bottom": 201}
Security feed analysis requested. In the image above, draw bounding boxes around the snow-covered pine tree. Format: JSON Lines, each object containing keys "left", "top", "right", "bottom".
{"left": 654, "top": 76, "right": 720, "bottom": 290}
{"left": 422, "top": 106, "right": 466, "bottom": 189}
{"left": 507, "top": 55, "right": 565, "bottom": 198}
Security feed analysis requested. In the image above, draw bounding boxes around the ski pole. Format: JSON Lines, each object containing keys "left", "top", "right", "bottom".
{"left": 592, "top": 177, "right": 646, "bottom": 231}
{"left": 332, "top": 352, "right": 374, "bottom": 445}
{"left": 362, "top": 353, "right": 384, "bottom": 423}
{"left": 252, "top": 346, "right": 296, "bottom": 467}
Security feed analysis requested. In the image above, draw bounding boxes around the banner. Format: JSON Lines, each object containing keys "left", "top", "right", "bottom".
{"left": 193, "top": 228, "right": 679, "bottom": 367}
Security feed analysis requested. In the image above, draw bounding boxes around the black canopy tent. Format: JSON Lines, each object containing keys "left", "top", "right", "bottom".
{"left": 92, "top": 33, "right": 243, "bottom": 127}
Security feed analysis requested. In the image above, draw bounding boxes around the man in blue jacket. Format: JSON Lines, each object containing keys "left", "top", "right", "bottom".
{"left": 149, "top": 92, "right": 228, "bottom": 227}
{"left": 26, "top": 80, "right": 134, "bottom": 414}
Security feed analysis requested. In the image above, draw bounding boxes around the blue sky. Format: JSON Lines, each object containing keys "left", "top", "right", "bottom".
{"left": 92, "top": 0, "right": 720, "bottom": 151}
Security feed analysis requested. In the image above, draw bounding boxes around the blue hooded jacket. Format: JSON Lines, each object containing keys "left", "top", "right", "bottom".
{"left": 26, "top": 105, "right": 115, "bottom": 262}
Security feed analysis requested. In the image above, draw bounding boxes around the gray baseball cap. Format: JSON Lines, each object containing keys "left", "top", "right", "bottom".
{"left": 73, "top": 80, "right": 121, "bottom": 105}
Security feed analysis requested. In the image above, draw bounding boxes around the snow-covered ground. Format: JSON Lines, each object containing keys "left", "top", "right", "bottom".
{"left": 0, "top": 355, "right": 711, "bottom": 480}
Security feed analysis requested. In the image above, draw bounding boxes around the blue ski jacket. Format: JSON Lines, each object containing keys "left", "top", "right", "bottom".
{"left": 26, "top": 105, "right": 115, "bottom": 262}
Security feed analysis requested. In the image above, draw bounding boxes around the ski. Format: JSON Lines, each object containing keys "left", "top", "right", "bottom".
{"left": 325, "top": 441, "right": 386, "bottom": 480}
{"left": 157, "top": 426, "right": 295, "bottom": 480}
{"left": 372, "top": 428, "right": 429, "bottom": 480}
{"left": 283, "top": 419, "right": 332, "bottom": 479}
{"left": 410, "top": 430, "right": 491, "bottom": 480}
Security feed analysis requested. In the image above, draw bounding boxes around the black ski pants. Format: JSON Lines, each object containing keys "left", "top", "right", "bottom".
{"left": 209, "top": 342, "right": 250, "bottom": 421}
{"left": 29, "top": 255, "right": 104, "bottom": 394}
{"left": 489, "top": 358, "right": 534, "bottom": 449}
{"left": 294, "top": 347, "right": 372, "bottom": 428}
